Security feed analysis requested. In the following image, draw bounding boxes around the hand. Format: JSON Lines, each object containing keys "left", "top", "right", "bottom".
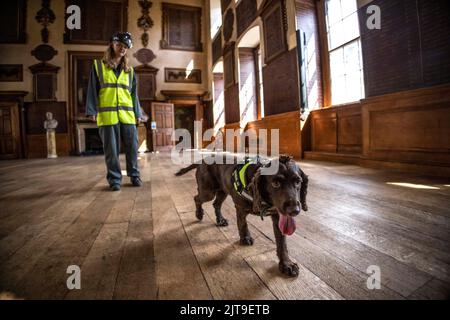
{"left": 87, "top": 115, "right": 96, "bottom": 122}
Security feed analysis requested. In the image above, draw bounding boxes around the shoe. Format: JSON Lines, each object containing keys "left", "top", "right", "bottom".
{"left": 110, "top": 184, "right": 121, "bottom": 191}
{"left": 131, "top": 176, "right": 142, "bottom": 187}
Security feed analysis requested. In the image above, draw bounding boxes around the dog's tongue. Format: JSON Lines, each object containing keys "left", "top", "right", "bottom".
{"left": 278, "top": 213, "right": 296, "bottom": 235}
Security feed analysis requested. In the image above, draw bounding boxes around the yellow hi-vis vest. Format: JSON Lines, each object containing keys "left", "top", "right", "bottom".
{"left": 94, "top": 59, "right": 136, "bottom": 126}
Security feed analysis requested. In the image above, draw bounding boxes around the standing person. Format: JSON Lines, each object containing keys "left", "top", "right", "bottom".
{"left": 86, "top": 32, "right": 143, "bottom": 191}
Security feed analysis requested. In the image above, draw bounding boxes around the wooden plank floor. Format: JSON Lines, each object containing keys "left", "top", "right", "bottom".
{"left": 0, "top": 152, "right": 449, "bottom": 299}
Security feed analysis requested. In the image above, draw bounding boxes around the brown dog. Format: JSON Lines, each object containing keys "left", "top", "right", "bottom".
{"left": 175, "top": 155, "right": 308, "bottom": 277}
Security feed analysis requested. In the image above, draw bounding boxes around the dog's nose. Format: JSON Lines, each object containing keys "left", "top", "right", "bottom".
{"left": 284, "top": 200, "right": 301, "bottom": 216}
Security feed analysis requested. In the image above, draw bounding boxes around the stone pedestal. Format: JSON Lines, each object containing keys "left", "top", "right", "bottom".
{"left": 46, "top": 128, "right": 57, "bottom": 158}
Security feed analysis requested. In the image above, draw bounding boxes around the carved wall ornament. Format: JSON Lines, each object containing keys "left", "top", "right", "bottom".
{"left": 134, "top": 48, "right": 156, "bottom": 65}
{"left": 137, "top": 0, "right": 154, "bottom": 47}
{"left": 35, "top": 0, "right": 56, "bottom": 43}
{"left": 31, "top": 44, "right": 58, "bottom": 63}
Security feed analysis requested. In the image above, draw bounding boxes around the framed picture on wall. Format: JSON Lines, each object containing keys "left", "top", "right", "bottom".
{"left": 160, "top": 3, "right": 203, "bottom": 52}
{"left": 164, "top": 68, "right": 202, "bottom": 84}
{"left": 0, "top": 0, "right": 27, "bottom": 43}
{"left": 0, "top": 64, "right": 23, "bottom": 82}
{"left": 63, "top": 0, "right": 128, "bottom": 45}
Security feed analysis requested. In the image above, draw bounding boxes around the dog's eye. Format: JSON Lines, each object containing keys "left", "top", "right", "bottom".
{"left": 272, "top": 181, "right": 281, "bottom": 188}
{"left": 294, "top": 178, "right": 302, "bottom": 186}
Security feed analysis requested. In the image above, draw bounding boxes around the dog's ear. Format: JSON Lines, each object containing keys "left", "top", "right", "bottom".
{"left": 250, "top": 168, "right": 263, "bottom": 214}
{"left": 299, "top": 167, "right": 309, "bottom": 211}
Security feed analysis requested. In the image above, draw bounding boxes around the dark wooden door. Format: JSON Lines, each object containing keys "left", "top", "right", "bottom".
{"left": 0, "top": 102, "right": 20, "bottom": 159}
{"left": 151, "top": 102, "right": 174, "bottom": 151}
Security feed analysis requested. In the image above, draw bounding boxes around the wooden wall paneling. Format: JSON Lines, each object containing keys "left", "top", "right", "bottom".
{"left": 311, "top": 108, "right": 337, "bottom": 153}
{"left": 0, "top": 91, "right": 28, "bottom": 158}
{"left": 223, "top": 8, "right": 235, "bottom": 43}
{"left": 417, "top": 0, "right": 450, "bottom": 87}
{"left": 261, "top": 0, "right": 287, "bottom": 64}
{"left": 236, "top": 0, "right": 257, "bottom": 37}
{"left": 245, "top": 111, "right": 302, "bottom": 159}
{"left": 359, "top": 0, "right": 422, "bottom": 97}
{"left": 0, "top": 102, "right": 21, "bottom": 159}
{"left": 362, "top": 85, "right": 450, "bottom": 166}
{"left": 310, "top": 103, "right": 362, "bottom": 154}
{"left": 262, "top": 49, "right": 300, "bottom": 116}
{"left": 337, "top": 103, "right": 362, "bottom": 154}
{"left": 26, "top": 133, "right": 70, "bottom": 158}
{"left": 222, "top": 122, "right": 241, "bottom": 153}
{"left": 135, "top": 65, "right": 159, "bottom": 101}
{"left": 212, "top": 27, "right": 223, "bottom": 65}
{"left": 358, "top": 0, "right": 450, "bottom": 98}
{"left": 224, "top": 84, "right": 240, "bottom": 124}
{"left": 25, "top": 102, "right": 68, "bottom": 135}
{"left": 223, "top": 48, "right": 235, "bottom": 89}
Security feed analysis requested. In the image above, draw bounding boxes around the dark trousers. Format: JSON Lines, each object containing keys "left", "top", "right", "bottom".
{"left": 99, "top": 123, "right": 140, "bottom": 186}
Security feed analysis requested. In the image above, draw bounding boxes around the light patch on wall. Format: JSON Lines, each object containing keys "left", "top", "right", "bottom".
{"left": 213, "top": 60, "right": 224, "bottom": 73}
{"left": 237, "top": 26, "right": 260, "bottom": 48}
{"left": 386, "top": 182, "right": 440, "bottom": 190}
{"left": 185, "top": 59, "right": 194, "bottom": 78}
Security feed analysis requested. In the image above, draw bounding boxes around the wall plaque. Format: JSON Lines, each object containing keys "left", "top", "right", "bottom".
{"left": 0, "top": 65, "right": 23, "bottom": 82}
{"left": 164, "top": 68, "right": 202, "bottom": 83}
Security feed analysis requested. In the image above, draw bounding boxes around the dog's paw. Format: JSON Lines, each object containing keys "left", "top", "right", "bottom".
{"left": 301, "top": 202, "right": 308, "bottom": 211}
{"left": 195, "top": 209, "right": 204, "bottom": 221}
{"left": 279, "top": 260, "right": 299, "bottom": 277}
{"left": 239, "top": 236, "right": 254, "bottom": 246}
{"left": 216, "top": 217, "right": 229, "bottom": 227}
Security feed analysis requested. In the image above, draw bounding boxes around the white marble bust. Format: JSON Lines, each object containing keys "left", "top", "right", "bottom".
{"left": 44, "top": 112, "right": 58, "bottom": 130}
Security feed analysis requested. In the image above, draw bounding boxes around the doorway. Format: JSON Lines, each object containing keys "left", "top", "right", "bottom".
{"left": 151, "top": 102, "right": 175, "bottom": 151}
{"left": 175, "top": 105, "right": 196, "bottom": 149}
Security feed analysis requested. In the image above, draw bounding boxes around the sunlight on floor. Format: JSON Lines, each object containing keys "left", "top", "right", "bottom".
{"left": 386, "top": 182, "right": 440, "bottom": 190}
